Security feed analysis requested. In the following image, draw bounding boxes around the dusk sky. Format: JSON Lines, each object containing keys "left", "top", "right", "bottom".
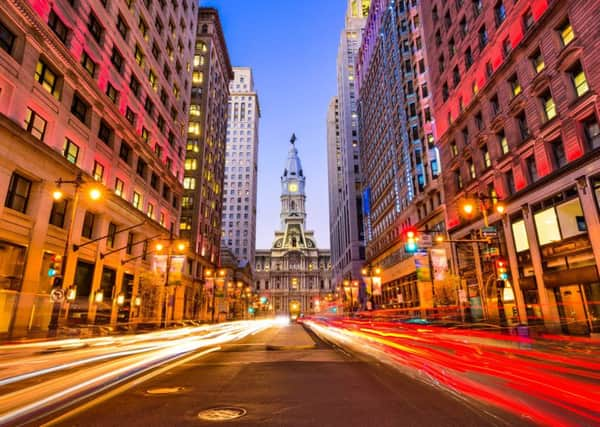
{"left": 202, "top": 0, "right": 347, "bottom": 249}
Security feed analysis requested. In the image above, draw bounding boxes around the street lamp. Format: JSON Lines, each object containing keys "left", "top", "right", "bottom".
{"left": 48, "top": 172, "right": 103, "bottom": 337}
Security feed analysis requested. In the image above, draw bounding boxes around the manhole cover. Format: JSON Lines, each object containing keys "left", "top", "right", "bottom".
{"left": 197, "top": 407, "right": 247, "bottom": 421}
{"left": 146, "top": 386, "right": 186, "bottom": 395}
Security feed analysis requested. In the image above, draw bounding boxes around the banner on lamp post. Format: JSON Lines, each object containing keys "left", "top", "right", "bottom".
{"left": 372, "top": 277, "right": 382, "bottom": 296}
{"left": 414, "top": 253, "right": 431, "bottom": 282}
{"left": 430, "top": 249, "right": 449, "bottom": 281}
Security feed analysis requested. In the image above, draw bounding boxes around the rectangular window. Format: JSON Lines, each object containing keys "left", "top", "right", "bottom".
{"left": 522, "top": 8, "right": 534, "bottom": 31}
{"left": 0, "top": 20, "right": 16, "bottom": 54}
{"left": 48, "top": 10, "right": 69, "bottom": 44}
{"left": 467, "top": 158, "right": 476, "bottom": 179}
{"left": 511, "top": 219, "right": 529, "bottom": 252}
{"left": 92, "top": 160, "right": 104, "bottom": 182}
{"left": 530, "top": 48, "right": 545, "bottom": 74}
{"left": 125, "top": 107, "right": 136, "bottom": 124}
{"left": 150, "top": 172, "right": 159, "bottom": 190}
{"left": 506, "top": 169, "right": 516, "bottom": 193}
{"left": 5, "top": 173, "right": 31, "bottom": 213}
{"left": 494, "top": 1, "right": 506, "bottom": 26}
{"left": 119, "top": 141, "right": 131, "bottom": 164}
{"left": 35, "top": 60, "right": 59, "bottom": 97}
{"left": 88, "top": 13, "right": 104, "bottom": 44}
{"left": 80, "top": 51, "right": 96, "bottom": 77}
{"left": 134, "top": 44, "right": 144, "bottom": 66}
{"left": 569, "top": 61, "right": 589, "bottom": 97}
{"left": 183, "top": 177, "right": 196, "bottom": 189}
{"left": 107, "top": 222, "right": 117, "bottom": 248}
{"left": 138, "top": 17, "right": 148, "bottom": 40}
{"left": 541, "top": 90, "right": 557, "bottom": 121}
{"left": 583, "top": 115, "right": 600, "bottom": 151}
{"left": 63, "top": 138, "right": 79, "bottom": 164}
{"left": 558, "top": 19, "right": 574, "bottom": 46}
{"left": 455, "top": 170, "right": 463, "bottom": 190}
{"left": 526, "top": 155, "right": 538, "bottom": 182}
{"left": 136, "top": 158, "right": 147, "bottom": 178}
{"left": 114, "top": 177, "right": 124, "bottom": 197}
{"left": 111, "top": 47, "right": 124, "bottom": 73}
{"left": 490, "top": 94, "right": 500, "bottom": 115}
{"left": 126, "top": 232, "right": 134, "bottom": 254}
{"left": 148, "top": 70, "right": 157, "bottom": 90}
{"left": 24, "top": 107, "right": 47, "bottom": 140}
{"left": 482, "top": 145, "right": 491, "bottom": 168}
{"left": 49, "top": 199, "right": 68, "bottom": 228}
{"left": 82, "top": 211, "right": 95, "bottom": 239}
{"left": 129, "top": 75, "right": 140, "bottom": 96}
{"left": 98, "top": 120, "right": 113, "bottom": 145}
{"left": 116, "top": 14, "right": 128, "bottom": 39}
{"left": 551, "top": 138, "right": 567, "bottom": 169}
{"left": 147, "top": 203, "right": 154, "bottom": 219}
{"left": 106, "top": 82, "right": 118, "bottom": 103}
{"left": 517, "top": 112, "right": 529, "bottom": 141}
{"left": 70, "top": 93, "right": 89, "bottom": 124}
{"left": 132, "top": 191, "right": 141, "bottom": 209}
{"left": 509, "top": 74, "right": 521, "bottom": 97}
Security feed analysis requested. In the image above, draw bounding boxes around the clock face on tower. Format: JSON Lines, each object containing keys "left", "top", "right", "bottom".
{"left": 288, "top": 183, "right": 298, "bottom": 193}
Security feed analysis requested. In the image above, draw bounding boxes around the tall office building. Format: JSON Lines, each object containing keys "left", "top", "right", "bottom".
{"left": 327, "top": 0, "right": 369, "bottom": 294}
{"left": 422, "top": 0, "right": 600, "bottom": 333}
{"left": 327, "top": 96, "right": 341, "bottom": 254}
{"left": 356, "top": 0, "right": 444, "bottom": 311}
{"left": 181, "top": 8, "right": 232, "bottom": 276}
{"left": 222, "top": 67, "right": 260, "bottom": 265}
{"left": 0, "top": 0, "right": 197, "bottom": 336}
{"left": 255, "top": 136, "right": 332, "bottom": 315}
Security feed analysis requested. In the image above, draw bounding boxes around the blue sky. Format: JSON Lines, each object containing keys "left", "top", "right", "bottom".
{"left": 202, "top": 0, "right": 347, "bottom": 249}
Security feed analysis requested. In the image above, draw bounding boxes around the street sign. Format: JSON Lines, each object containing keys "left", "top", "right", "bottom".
{"left": 481, "top": 226, "right": 497, "bottom": 237}
{"left": 419, "top": 234, "right": 433, "bottom": 248}
{"left": 482, "top": 246, "right": 500, "bottom": 257}
{"left": 50, "top": 288, "right": 65, "bottom": 303}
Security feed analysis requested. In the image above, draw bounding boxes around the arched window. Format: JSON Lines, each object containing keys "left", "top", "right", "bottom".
{"left": 290, "top": 200, "right": 296, "bottom": 211}
{"left": 201, "top": 24, "right": 208, "bottom": 33}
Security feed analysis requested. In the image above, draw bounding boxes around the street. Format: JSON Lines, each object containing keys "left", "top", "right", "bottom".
{"left": 0, "top": 320, "right": 540, "bottom": 427}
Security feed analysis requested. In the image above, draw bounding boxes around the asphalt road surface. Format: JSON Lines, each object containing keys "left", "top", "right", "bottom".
{"left": 38, "top": 326, "right": 534, "bottom": 427}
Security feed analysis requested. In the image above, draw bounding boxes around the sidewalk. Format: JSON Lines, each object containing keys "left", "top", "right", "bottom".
{"left": 266, "top": 323, "right": 316, "bottom": 350}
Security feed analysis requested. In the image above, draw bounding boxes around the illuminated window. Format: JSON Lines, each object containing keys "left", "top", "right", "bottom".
{"left": 24, "top": 107, "right": 47, "bottom": 140}
{"left": 534, "top": 199, "right": 585, "bottom": 246}
{"left": 141, "top": 127, "right": 150, "bottom": 143}
{"left": 134, "top": 44, "right": 144, "bottom": 66}
{"left": 35, "top": 60, "right": 59, "bottom": 97}
{"left": 114, "top": 177, "right": 124, "bottom": 197}
{"left": 147, "top": 203, "right": 154, "bottom": 219}
{"left": 530, "top": 48, "right": 545, "bottom": 74}
{"left": 138, "top": 17, "right": 148, "bottom": 40}
{"left": 511, "top": 219, "right": 529, "bottom": 252}
{"left": 62, "top": 138, "right": 79, "bottom": 164}
{"left": 558, "top": 19, "right": 574, "bottom": 46}
{"left": 148, "top": 69, "right": 157, "bottom": 89}
{"left": 93, "top": 160, "right": 104, "bottom": 182}
{"left": 188, "top": 122, "right": 200, "bottom": 135}
{"left": 184, "top": 158, "right": 197, "bottom": 170}
{"left": 183, "top": 177, "right": 196, "bottom": 190}
{"left": 187, "top": 139, "right": 199, "bottom": 152}
{"left": 180, "top": 216, "right": 191, "bottom": 230}
{"left": 498, "top": 130, "right": 509, "bottom": 155}
{"left": 182, "top": 196, "right": 193, "bottom": 208}
{"left": 189, "top": 104, "right": 201, "bottom": 116}
{"left": 454, "top": 170, "right": 463, "bottom": 190}
{"left": 450, "top": 141, "right": 458, "bottom": 158}
{"left": 106, "top": 82, "right": 118, "bottom": 103}
{"left": 482, "top": 145, "right": 491, "bottom": 168}
{"left": 132, "top": 191, "right": 142, "bottom": 209}
{"left": 467, "top": 158, "right": 476, "bottom": 179}
{"left": 192, "top": 71, "right": 203, "bottom": 84}
{"left": 541, "top": 90, "right": 556, "bottom": 121}
{"left": 80, "top": 51, "right": 96, "bottom": 77}
{"left": 568, "top": 61, "right": 589, "bottom": 97}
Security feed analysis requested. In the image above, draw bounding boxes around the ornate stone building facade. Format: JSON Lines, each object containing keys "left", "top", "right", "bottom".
{"left": 255, "top": 136, "right": 332, "bottom": 316}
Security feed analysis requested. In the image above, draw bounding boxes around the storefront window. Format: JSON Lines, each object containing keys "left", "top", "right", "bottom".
{"left": 534, "top": 198, "right": 586, "bottom": 246}
{"left": 511, "top": 219, "right": 529, "bottom": 252}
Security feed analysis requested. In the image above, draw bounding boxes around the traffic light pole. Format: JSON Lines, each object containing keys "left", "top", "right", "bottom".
{"left": 48, "top": 175, "right": 83, "bottom": 337}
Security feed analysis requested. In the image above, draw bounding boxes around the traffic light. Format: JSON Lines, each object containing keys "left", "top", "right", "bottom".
{"left": 48, "top": 254, "right": 62, "bottom": 278}
{"left": 496, "top": 258, "right": 509, "bottom": 280}
{"left": 404, "top": 227, "right": 418, "bottom": 253}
